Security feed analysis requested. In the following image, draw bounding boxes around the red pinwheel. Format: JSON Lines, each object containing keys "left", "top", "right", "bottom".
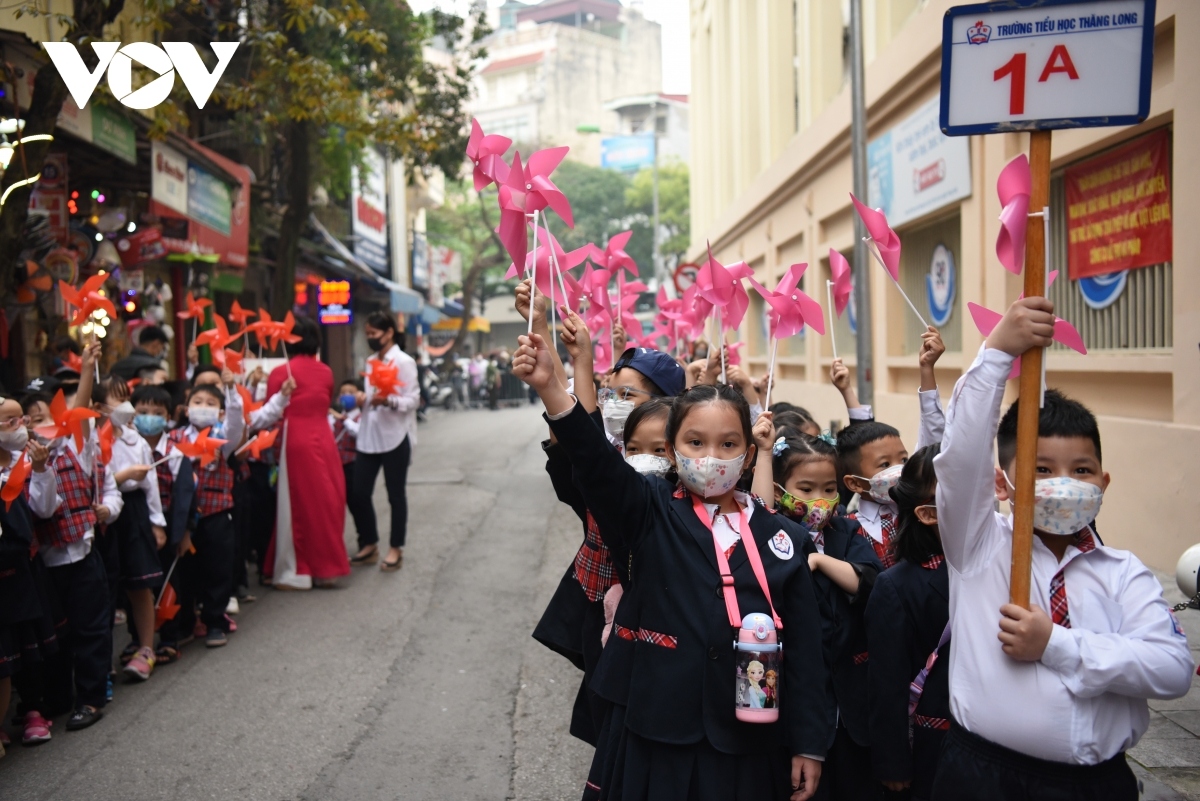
{"left": 235, "top": 384, "right": 262, "bottom": 425}
{"left": 747, "top": 263, "right": 826, "bottom": 339}
{"left": 34, "top": 390, "right": 99, "bottom": 451}
{"left": 996, "top": 154, "right": 1032, "bottom": 275}
{"left": 246, "top": 309, "right": 274, "bottom": 351}
{"left": 850, "top": 194, "right": 901, "bottom": 280}
{"left": 97, "top": 420, "right": 115, "bottom": 466}
{"left": 175, "top": 291, "right": 212, "bottom": 323}
{"left": 228, "top": 299, "right": 256, "bottom": 328}
{"left": 222, "top": 348, "right": 245, "bottom": 375}
{"left": 63, "top": 350, "right": 84, "bottom": 374}
{"left": 239, "top": 428, "right": 279, "bottom": 460}
{"left": 696, "top": 244, "right": 754, "bottom": 332}
{"left": 967, "top": 271, "right": 1087, "bottom": 379}
{"left": 155, "top": 581, "right": 181, "bottom": 630}
{"left": 466, "top": 118, "right": 513, "bottom": 192}
{"left": 496, "top": 148, "right": 574, "bottom": 268}
{"left": 589, "top": 231, "right": 637, "bottom": 277}
{"left": 828, "top": 249, "right": 852, "bottom": 317}
{"left": 58, "top": 273, "right": 107, "bottom": 311}
{"left": 503, "top": 228, "right": 589, "bottom": 310}
{"left": 363, "top": 358, "right": 402, "bottom": 397}
{"left": 269, "top": 311, "right": 303, "bottom": 350}
{"left": 174, "top": 427, "right": 227, "bottom": 469}
{"left": 194, "top": 313, "right": 234, "bottom": 352}
{"left": 2, "top": 449, "right": 31, "bottom": 511}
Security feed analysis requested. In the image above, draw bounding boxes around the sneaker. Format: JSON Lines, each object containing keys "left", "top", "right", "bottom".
{"left": 66, "top": 706, "right": 103, "bottom": 731}
{"left": 106, "top": 674, "right": 114, "bottom": 703}
{"left": 206, "top": 629, "right": 228, "bottom": 648}
{"left": 21, "top": 712, "right": 52, "bottom": 745}
{"left": 123, "top": 646, "right": 156, "bottom": 682}
{"left": 224, "top": 614, "right": 238, "bottom": 633}
{"left": 226, "top": 597, "right": 240, "bottom": 616}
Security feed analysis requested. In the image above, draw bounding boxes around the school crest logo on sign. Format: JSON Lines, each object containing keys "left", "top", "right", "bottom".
{"left": 769, "top": 530, "right": 794, "bottom": 561}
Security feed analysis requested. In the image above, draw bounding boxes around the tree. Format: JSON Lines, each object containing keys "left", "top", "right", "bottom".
{"left": 626, "top": 161, "right": 690, "bottom": 272}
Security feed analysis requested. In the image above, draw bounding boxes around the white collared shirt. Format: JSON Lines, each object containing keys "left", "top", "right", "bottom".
{"left": 934, "top": 346, "right": 1193, "bottom": 764}
{"left": 356, "top": 344, "right": 420, "bottom": 454}
{"left": 852, "top": 496, "right": 892, "bottom": 546}
{"left": 700, "top": 490, "right": 755, "bottom": 552}
{"left": 111, "top": 424, "right": 167, "bottom": 527}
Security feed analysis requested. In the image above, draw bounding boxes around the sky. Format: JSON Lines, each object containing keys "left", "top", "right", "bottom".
{"left": 408, "top": 0, "right": 692, "bottom": 94}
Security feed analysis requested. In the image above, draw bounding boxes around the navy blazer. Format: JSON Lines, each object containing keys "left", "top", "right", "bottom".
{"left": 547, "top": 402, "right": 834, "bottom": 757}
{"left": 807, "top": 515, "right": 881, "bottom": 748}
{"left": 864, "top": 556, "right": 950, "bottom": 788}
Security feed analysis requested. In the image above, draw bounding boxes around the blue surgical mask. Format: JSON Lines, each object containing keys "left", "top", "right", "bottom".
{"left": 339, "top": 394, "right": 357, "bottom": 412}
{"left": 134, "top": 414, "right": 167, "bottom": 437}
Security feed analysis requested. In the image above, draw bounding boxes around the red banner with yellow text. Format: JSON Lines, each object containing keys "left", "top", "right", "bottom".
{"left": 1065, "top": 129, "right": 1172, "bottom": 280}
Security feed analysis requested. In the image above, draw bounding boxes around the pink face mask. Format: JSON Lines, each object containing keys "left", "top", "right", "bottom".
{"left": 677, "top": 453, "right": 746, "bottom": 498}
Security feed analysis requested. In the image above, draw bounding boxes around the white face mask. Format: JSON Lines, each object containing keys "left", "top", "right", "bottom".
{"left": 0, "top": 426, "right": 28, "bottom": 452}
{"left": 625, "top": 453, "right": 671, "bottom": 478}
{"left": 34, "top": 432, "right": 63, "bottom": 450}
{"left": 188, "top": 406, "right": 221, "bottom": 430}
{"left": 601, "top": 398, "right": 635, "bottom": 440}
{"left": 853, "top": 463, "right": 903, "bottom": 504}
{"left": 110, "top": 400, "right": 136, "bottom": 428}
{"left": 677, "top": 453, "right": 747, "bottom": 498}
{"left": 1005, "top": 474, "right": 1104, "bottom": 537}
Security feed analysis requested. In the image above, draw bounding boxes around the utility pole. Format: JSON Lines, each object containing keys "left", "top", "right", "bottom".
{"left": 849, "top": 0, "right": 873, "bottom": 405}
{"left": 651, "top": 100, "right": 663, "bottom": 291}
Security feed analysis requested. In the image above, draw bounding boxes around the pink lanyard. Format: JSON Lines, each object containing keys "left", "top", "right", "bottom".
{"left": 691, "top": 495, "right": 783, "bottom": 631}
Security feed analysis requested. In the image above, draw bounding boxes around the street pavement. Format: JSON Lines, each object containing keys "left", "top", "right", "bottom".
{"left": 4, "top": 403, "right": 1200, "bottom": 799}
{"left": 0, "top": 404, "right": 591, "bottom": 801}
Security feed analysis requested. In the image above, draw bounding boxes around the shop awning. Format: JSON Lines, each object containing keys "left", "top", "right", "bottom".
{"left": 442, "top": 299, "right": 465, "bottom": 317}
{"left": 308, "top": 214, "right": 418, "bottom": 298}
{"left": 431, "top": 316, "right": 491, "bottom": 333}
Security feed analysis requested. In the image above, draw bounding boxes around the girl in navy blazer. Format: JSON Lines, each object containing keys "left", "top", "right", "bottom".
{"left": 514, "top": 332, "right": 832, "bottom": 801}
{"left": 864, "top": 445, "right": 949, "bottom": 801}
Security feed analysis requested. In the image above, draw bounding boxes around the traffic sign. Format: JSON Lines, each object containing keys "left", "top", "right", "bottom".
{"left": 940, "top": 0, "right": 1156, "bottom": 136}
{"left": 673, "top": 262, "right": 699, "bottom": 294}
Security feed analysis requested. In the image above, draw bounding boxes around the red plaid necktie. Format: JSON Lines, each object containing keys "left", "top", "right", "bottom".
{"left": 873, "top": 510, "right": 897, "bottom": 569}
{"left": 1048, "top": 530, "right": 1098, "bottom": 628}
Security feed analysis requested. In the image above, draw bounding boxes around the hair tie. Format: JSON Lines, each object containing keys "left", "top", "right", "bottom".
{"left": 818, "top": 430, "right": 837, "bottom": 447}
{"left": 772, "top": 436, "right": 789, "bottom": 456}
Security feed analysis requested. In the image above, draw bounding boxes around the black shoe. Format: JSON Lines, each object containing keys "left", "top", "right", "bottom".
{"left": 66, "top": 706, "right": 104, "bottom": 731}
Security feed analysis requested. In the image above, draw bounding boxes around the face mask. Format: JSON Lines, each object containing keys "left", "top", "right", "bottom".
{"left": 110, "top": 401, "right": 136, "bottom": 428}
{"left": 134, "top": 414, "right": 167, "bottom": 437}
{"left": 1005, "top": 474, "right": 1104, "bottom": 537}
{"left": 188, "top": 406, "right": 221, "bottom": 430}
{"left": 776, "top": 486, "right": 839, "bottom": 531}
{"left": 0, "top": 426, "right": 29, "bottom": 452}
{"left": 601, "top": 398, "right": 635, "bottom": 440}
{"left": 626, "top": 453, "right": 671, "bottom": 478}
{"left": 34, "top": 432, "right": 63, "bottom": 450}
{"left": 677, "top": 453, "right": 747, "bottom": 498}
{"left": 339, "top": 394, "right": 357, "bottom": 412}
{"left": 366, "top": 336, "right": 385, "bottom": 352}
{"left": 853, "top": 463, "right": 903, "bottom": 504}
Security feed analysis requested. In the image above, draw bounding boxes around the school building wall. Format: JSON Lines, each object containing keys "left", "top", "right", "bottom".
{"left": 689, "top": 0, "right": 1197, "bottom": 572}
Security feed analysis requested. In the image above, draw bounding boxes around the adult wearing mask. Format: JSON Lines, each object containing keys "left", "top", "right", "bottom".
{"left": 348, "top": 312, "right": 420, "bottom": 572}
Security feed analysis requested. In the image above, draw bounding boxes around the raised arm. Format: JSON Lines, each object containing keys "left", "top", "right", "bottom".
{"left": 831, "top": 358, "right": 872, "bottom": 424}
{"left": 558, "top": 307, "right": 596, "bottom": 414}
{"left": 515, "top": 279, "right": 569, "bottom": 391}
{"left": 221, "top": 380, "right": 246, "bottom": 456}
{"left": 750, "top": 412, "right": 775, "bottom": 502}
{"left": 915, "top": 326, "right": 946, "bottom": 449}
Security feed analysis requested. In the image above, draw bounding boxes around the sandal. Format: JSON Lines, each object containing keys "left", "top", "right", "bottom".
{"left": 380, "top": 554, "right": 403, "bottom": 573}
{"left": 155, "top": 644, "right": 180, "bottom": 664}
{"left": 349, "top": 547, "right": 378, "bottom": 566}
{"left": 118, "top": 642, "right": 139, "bottom": 666}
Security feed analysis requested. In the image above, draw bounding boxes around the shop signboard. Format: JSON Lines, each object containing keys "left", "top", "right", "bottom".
{"left": 187, "top": 162, "right": 233, "bottom": 236}
{"left": 317, "top": 280, "right": 353, "bottom": 325}
{"left": 352, "top": 147, "right": 389, "bottom": 275}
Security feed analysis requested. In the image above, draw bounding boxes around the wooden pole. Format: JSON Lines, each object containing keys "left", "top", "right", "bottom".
{"left": 1009, "top": 129, "right": 1052, "bottom": 609}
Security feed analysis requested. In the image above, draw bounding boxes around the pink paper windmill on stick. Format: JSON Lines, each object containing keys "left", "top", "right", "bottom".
{"left": 466, "top": 119, "right": 512, "bottom": 191}
{"left": 496, "top": 147, "right": 574, "bottom": 268}
{"left": 996, "top": 154, "right": 1033, "bottom": 275}
{"left": 696, "top": 243, "right": 753, "bottom": 382}
{"left": 748, "top": 262, "right": 825, "bottom": 408}
{"left": 850, "top": 193, "right": 929, "bottom": 329}
{"left": 827, "top": 249, "right": 853, "bottom": 359}
{"left": 503, "top": 228, "right": 588, "bottom": 310}
{"left": 967, "top": 271, "right": 1087, "bottom": 380}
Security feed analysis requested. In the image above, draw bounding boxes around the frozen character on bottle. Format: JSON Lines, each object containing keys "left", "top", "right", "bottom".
{"left": 743, "top": 660, "right": 767, "bottom": 708}
{"left": 763, "top": 669, "right": 778, "bottom": 708}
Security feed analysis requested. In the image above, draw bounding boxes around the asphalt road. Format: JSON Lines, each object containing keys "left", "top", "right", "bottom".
{"left": 0, "top": 405, "right": 592, "bottom": 801}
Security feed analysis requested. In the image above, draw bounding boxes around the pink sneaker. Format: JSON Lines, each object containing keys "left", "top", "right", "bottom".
{"left": 22, "top": 711, "right": 52, "bottom": 745}
{"left": 123, "top": 646, "right": 156, "bottom": 682}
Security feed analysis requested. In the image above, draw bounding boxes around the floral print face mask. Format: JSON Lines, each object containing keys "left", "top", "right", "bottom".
{"left": 1005, "top": 473, "right": 1104, "bottom": 537}
{"left": 677, "top": 453, "right": 746, "bottom": 498}
{"left": 776, "top": 488, "right": 839, "bottom": 531}
{"left": 851, "top": 463, "right": 904, "bottom": 504}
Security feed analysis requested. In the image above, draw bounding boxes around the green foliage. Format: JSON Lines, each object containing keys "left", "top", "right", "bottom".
{"left": 626, "top": 161, "right": 690, "bottom": 269}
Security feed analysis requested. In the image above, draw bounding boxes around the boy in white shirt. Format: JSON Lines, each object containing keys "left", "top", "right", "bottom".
{"left": 932, "top": 297, "right": 1193, "bottom": 800}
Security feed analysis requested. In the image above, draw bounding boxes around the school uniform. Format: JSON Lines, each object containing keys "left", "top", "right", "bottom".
{"left": 332, "top": 409, "right": 371, "bottom": 540}
{"left": 805, "top": 515, "right": 882, "bottom": 801}
{"left": 931, "top": 347, "right": 1193, "bottom": 800}
{"left": 108, "top": 424, "right": 167, "bottom": 591}
{"left": 865, "top": 554, "right": 950, "bottom": 801}
{"left": 236, "top": 391, "right": 287, "bottom": 584}
{"left": 148, "top": 433, "right": 197, "bottom": 647}
{"left": 546, "top": 400, "right": 833, "bottom": 801}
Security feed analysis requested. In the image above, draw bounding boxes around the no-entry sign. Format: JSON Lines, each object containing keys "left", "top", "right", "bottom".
{"left": 940, "top": 0, "right": 1156, "bottom": 136}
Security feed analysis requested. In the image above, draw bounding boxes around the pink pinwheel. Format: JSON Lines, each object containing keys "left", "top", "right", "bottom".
{"left": 662, "top": 284, "right": 712, "bottom": 337}
{"left": 996, "top": 154, "right": 1032, "bottom": 274}
{"left": 747, "top": 263, "right": 826, "bottom": 339}
{"left": 726, "top": 341, "right": 746, "bottom": 366}
{"left": 967, "top": 272, "right": 1086, "bottom": 378}
{"left": 466, "top": 119, "right": 512, "bottom": 192}
{"left": 615, "top": 292, "right": 644, "bottom": 339}
{"left": 850, "top": 194, "right": 901, "bottom": 280}
{"left": 696, "top": 244, "right": 754, "bottom": 332}
{"left": 828, "top": 249, "right": 852, "bottom": 316}
{"left": 589, "top": 231, "right": 637, "bottom": 277}
{"left": 503, "top": 228, "right": 590, "bottom": 310}
{"left": 592, "top": 335, "right": 614, "bottom": 374}
{"left": 581, "top": 263, "right": 613, "bottom": 317}
{"left": 496, "top": 148, "right": 574, "bottom": 268}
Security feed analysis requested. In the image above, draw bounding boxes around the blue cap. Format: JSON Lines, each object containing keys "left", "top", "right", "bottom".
{"left": 612, "top": 347, "right": 685, "bottom": 397}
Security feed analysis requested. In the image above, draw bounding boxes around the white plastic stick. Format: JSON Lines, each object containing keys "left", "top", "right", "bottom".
{"left": 1041, "top": 205, "right": 1050, "bottom": 408}
{"left": 156, "top": 552, "right": 182, "bottom": 608}
{"left": 764, "top": 337, "right": 778, "bottom": 410}
{"left": 826, "top": 280, "right": 839, "bottom": 360}
{"left": 528, "top": 210, "right": 540, "bottom": 336}
{"left": 716, "top": 307, "right": 727, "bottom": 384}
{"left": 281, "top": 341, "right": 294, "bottom": 380}
{"left": 543, "top": 217, "right": 572, "bottom": 313}
{"left": 863, "top": 236, "right": 929, "bottom": 329}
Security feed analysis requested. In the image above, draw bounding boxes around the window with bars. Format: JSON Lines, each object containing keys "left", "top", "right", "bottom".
{"left": 1048, "top": 175, "right": 1173, "bottom": 351}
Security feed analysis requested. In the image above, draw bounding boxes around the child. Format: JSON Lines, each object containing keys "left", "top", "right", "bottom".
{"left": 332, "top": 379, "right": 370, "bottom": 555}
{"left": 94, "top": 376, "right": 167, "bottom": 682}
{"left": 23, "top": 372, "right": 124, "bottom": 730}
{"left": 931, "top": 298, "right": 1192, "bottom": 800}
{"left": 836, "top": 421, "right": 907, "bottom": 569}
{"left": 168, "top": 378, "right": 244, "bottom": 648}
{"left": 865, "top": 445, "right": 949, "bottom": 800}
{"left": 515, "top": 331, "right": 832, "bottom": 801}
{"left": 754, "top": 431, "right": 882, "bottom": 801}
{"left": 131, "top": 384, "right": 196, "bottom": 664}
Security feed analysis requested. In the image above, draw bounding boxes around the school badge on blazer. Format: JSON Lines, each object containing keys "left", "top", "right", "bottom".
{"left": 768, "top": 530, "right": 795, "bottom": 560}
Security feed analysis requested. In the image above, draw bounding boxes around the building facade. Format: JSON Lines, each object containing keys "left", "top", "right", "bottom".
{"left": 689, "top": 0, "right": 1195, "bottom": 571}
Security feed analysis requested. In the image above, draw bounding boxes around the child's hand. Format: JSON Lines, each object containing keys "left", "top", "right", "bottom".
{"left": 752, "top": 411, "right": 774, "bottom": 452}
{"left": 281, "top": 377, "right": 297, "bottom": 397}
{"left": 187, "top": 342, "right": 199, "bottom": 366}
{"left": 703, "top": 345, "right": 727, "bottom": 385}
{"left": 790, "top": 755, "right": 821, "bottom": 801}
{"left": 514, "top": 279, "right": 547, "bottom": 329}
{"left": 559, "top": 307, "right": 592, "bottom": 363}
{"left": 152, "top": 525, "right": 167, "bottom": 549}
{"left": 807, "top": 552, "right": 822, "bottom": 575}
{"left": 686, "top": 359, "right": 706, "bottom": 388}
{"left": 919, "top": 326, "right": 945, "bottom": 367}
{"left": 118, "top": 465, "right": 152, "bottom": 484}
{"left": 830, "top": 358, "right": 850, "bottom": 391}
{"left": 512, "top": 333, "right": 557, "bottom": 392}
{"left": 93, "top": 504, "right": 111, "bottom": 524}
{"left": 28, "top": 440, "right": 48, "bottom": 472}
{"left": 726, "top": 365, "right": 758, "bottom": 403}
{"left": 81, "top": 340, "right": 101, "bottom": 370}
{"left": 247, "top": 366, "right": 266, "bottom": 387}
{"left": 177, "top": 531, "right": 194, "bottom": 557}
{"left": 354, "top": 391, "right": 367, "bottom": 409}
{"left": 612, "top": 323, "right": 627, "bottom": 355}
{"left": 997, "top": 603, "right": 1053, "bottom": 661}
{"left": 985, "top": 297, "right": 1055, "bottom": 357}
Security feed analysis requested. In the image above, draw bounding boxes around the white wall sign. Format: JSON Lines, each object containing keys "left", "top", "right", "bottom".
{"left": 352, "top": 147, "right": 389, "bottom": 276}
{"left": 151, "top": 141, "right": 189, "bottom": 216}
{"left": 926, "top": 243, "right": 957, "bottom": 326}
{"left": 868, "top": 95, "right": 972, "bottom": 228}
{"left": 940, "top": 0, "right": 1155, "bottom": 135}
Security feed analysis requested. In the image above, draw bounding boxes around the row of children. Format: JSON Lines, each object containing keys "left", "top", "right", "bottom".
{"left": 0, "top": 336, "right": 377, "bottom": 757}
{"left": 514, "top": 279, "right": 1193, "bottom": 801}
